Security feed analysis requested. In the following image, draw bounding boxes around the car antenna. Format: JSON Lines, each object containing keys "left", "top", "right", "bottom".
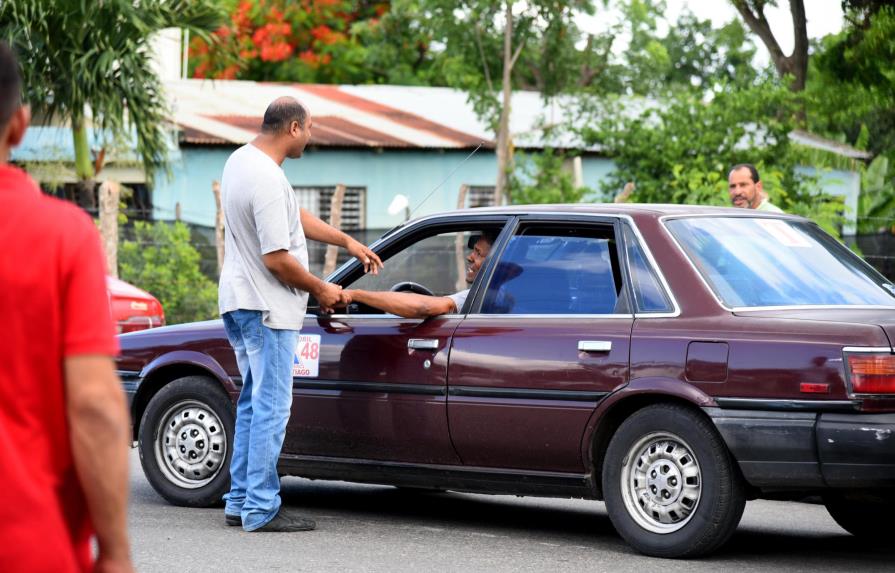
{"left": 408, "top": 141, "right": 484, "bottom": 219}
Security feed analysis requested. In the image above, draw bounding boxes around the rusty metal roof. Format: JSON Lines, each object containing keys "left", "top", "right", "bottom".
{"left": 167, "top": 79, "right": 494, "bottom": 149}
{"left": 165, "top": 79, "right": 575, "bottom": 150}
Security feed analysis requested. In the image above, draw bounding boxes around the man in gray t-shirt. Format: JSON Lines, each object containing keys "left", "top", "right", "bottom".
{"left": 343, "top": 231, "right": 495, "bottom": 318}
{"left": 219, "top": 97, "right": 381, "bottom": 533}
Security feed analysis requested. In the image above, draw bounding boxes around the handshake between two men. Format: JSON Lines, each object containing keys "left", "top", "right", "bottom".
{"left": 313, "top": 231, "right": 495, "bottom": 320}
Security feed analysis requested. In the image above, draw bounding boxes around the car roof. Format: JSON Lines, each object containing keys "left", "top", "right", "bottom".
{"left": 417, "top": 203, "right": 804, "bottom": 220}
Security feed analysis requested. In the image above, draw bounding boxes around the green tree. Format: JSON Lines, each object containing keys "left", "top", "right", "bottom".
{"left": 119, "top": 221, "right": 219, "bottom": 325}
{"left": 806, "top": 5, "right": 895, "bottom": 158}
{"left": 424, "top": 0, "right": 599, "bottom": 205}
{"left": 510, "top": 147, "right": 593, "bottom": 205}
{"left": 731, "top": 0, "right": 809, "bottom": 92}
{"left": 601, "top": 1, "right": 758, "bottom": 96}
{"left": 0, "top": 0, "right": 224, "bottom": 209}
{"left": 579, "top": 82, "right": 845, "bottom": 235}
{"left": 856, "top": 156, "right": 895, "bottom": 234}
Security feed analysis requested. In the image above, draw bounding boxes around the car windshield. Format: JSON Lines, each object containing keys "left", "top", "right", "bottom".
{"left": 665, "top": 216, "right": 895, "bottom": 308}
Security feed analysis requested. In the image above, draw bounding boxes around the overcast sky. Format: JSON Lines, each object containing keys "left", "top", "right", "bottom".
{"left": 580, "top": 0, "right": 846, "bottom": 65}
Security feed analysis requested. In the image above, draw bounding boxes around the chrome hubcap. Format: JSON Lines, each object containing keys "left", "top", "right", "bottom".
{"left": 620, "top": 432, "right": 701, "bottom": 534}
{"left": 155, "top": 400, "right": 226, "bottom": 489}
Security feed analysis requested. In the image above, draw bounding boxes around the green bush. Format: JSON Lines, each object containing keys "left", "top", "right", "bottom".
{"left": 510, "top": 147, "right": 594, "bottom": 205}
{"left": 119, "top": 221, "right": 218, "bottom": 325}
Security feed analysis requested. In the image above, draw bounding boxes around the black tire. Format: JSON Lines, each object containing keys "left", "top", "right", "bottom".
{"left": 138, "top": 376, "right": 234, "bottom": 507}
{"left": 602, "top": 403, "right": 746, "bottom": 558}
{"left": 823, "top": 491, "right": 894, "bottom": 540}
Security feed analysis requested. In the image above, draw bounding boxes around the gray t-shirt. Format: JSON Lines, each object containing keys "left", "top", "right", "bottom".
{"left": 447, "top": 289, "right": 469, "bottom": 313}
{"left": 218, "top": 144, "right": 309, "bottom": 330}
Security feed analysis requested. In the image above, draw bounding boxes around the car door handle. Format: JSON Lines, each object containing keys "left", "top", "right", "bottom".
{"left": 578, "top": 340, "right": 612, "bottom": 352}
{"left": 408, "top": 338, "right": 439, "bottom": 351}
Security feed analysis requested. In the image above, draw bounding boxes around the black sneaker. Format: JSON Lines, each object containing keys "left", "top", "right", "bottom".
{"left": 252, "top": 509, "right": 316, "bottom": 532}
{"left": 225, "top": 513, "right": 242, "bottom": 527}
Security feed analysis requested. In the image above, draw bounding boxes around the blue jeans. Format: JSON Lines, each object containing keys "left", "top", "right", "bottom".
{"left": 222, "top": 310, "right": 298, "bottom": 531}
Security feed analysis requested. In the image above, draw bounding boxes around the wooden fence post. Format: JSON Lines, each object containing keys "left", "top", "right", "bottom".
{"left": 322, "top": 184, "right": 346, "bottom": 276}
{"left": 98, "top": 180, "right": 120, "bottom": 278}
{"left": 212, "top": 180, "right": 224, "bottom": 275}
{"left": 454, "top": 184, "right": 470, "bottom": 291}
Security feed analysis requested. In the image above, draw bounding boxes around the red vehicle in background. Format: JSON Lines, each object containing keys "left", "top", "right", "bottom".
{"left": 106, "top": 276, "right": 165, "bottom": 334}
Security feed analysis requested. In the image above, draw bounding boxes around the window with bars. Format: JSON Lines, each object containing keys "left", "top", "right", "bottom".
{"left": 467, "top": 185, "right": 497, "bottom": 208}
{"left": 293, "top": 186, "right": 367, "bottom": 230}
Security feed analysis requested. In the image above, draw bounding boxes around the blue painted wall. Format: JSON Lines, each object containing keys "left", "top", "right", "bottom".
{"left": 153, "top": 147, "right": 616, "bottom": 229}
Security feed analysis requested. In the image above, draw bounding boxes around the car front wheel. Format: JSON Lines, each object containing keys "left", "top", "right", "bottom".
{"left": 138, "top": 375, "right": 234, "bottom": 507}
{"left": 602, "top": 404, "right": 746, "bottom": 558}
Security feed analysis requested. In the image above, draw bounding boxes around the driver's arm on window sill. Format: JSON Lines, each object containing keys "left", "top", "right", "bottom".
{"left": 343, "top": 289, "right": 456, "bottom": 319}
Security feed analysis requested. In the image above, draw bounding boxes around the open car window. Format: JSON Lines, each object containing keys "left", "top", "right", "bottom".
{"left": 479, "top": 224, "right": 628, "bottom": 315}
{"left": 349, "top": 230, "right": 476, "bottom": 296}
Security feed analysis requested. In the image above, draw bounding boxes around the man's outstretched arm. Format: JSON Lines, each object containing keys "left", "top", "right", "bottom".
{"left": 299, "top": 208, "right": 383, "bottom": 274}
{"left": 344, "top": 289, "right": 456, "bottom": 319}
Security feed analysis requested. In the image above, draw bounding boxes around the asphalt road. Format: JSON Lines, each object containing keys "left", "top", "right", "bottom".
{"left": 128, "top": 450, "right": 894, "bottom": 572}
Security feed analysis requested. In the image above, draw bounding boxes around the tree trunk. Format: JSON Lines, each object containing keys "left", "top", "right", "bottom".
{"left": 493, "top": 1, "right": 516, "bottom": 207}
{"left": 212, "top": 180, "right": 224, "bottom": 275}
{"left": 455, "top": 184, "right": 470, "bottom": 291}
{"left": 72, "top": 119, "right": 97, "bottom": 211}
{"left": 323, "top": 184, "right": 346, "bottom": 276}
{"left": 733, "top": 0, "right": 808, "bottom": 92}
{"left": 98, "top": 180, "right": 120, "bottom": 278}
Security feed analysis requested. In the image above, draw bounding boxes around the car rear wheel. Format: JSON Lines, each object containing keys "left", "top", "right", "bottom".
{"left": 138, "top": 376, "right": 234, "bottom": 507}
{"left": 602, "top": 404, "right": 746, "bottom": 558}
{"left": 823, "top": 491, "right": 894, "bottom": 540}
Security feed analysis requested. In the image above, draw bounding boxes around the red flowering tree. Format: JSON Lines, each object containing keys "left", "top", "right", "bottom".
{"left": 189, "top": 0, "right": 391, "bottom": 83}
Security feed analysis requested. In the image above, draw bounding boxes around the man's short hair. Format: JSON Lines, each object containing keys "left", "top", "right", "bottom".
{"left": 261, "top": 98, "right": 307, "bottom": 135}
{"left": 728, "top": 163, "right": 760, "bottom": 183}
{"left": 0, "top": 42, "right": 22, "bottom": 129}
{"left": 467, "top": 229, "right": 498, "bottom": 250}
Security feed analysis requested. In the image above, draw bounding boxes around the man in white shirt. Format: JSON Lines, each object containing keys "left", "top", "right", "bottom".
{"left": 343, "top": 231, "right": 495, "bottom": 318}
{"left": 219, "top": 96, "right": 382, "bottom": 533}
{"left": 728, "top": 163, "right": 784, "bottom": 213}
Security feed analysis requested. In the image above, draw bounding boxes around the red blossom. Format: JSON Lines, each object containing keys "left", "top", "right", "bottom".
{"left": 299, "top": 50, "right": 319, "bottom": 65}
{"left": 261, "top": 42, "right": 294, "bottom": 62}
{"left": 218, "top": 65, "right": 240, "bottom": 80}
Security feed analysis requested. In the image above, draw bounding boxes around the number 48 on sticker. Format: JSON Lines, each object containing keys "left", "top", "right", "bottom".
{"left": 293, "top": 334, "right": 321, "bottom": 378}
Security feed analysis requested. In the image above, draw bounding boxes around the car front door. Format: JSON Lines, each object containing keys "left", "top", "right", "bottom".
{"left": 281, "top": 216, "right": 511, "bottom": 465}
{"left": 447, "top": 217, "right": 634, "bottom": 473}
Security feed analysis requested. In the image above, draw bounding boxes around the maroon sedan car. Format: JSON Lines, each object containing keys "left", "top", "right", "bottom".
{"left": 117, "top": 204, "right": 895, "bottom": 558}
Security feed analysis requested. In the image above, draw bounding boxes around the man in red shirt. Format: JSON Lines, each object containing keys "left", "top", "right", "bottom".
{"left": 0, "top": 42, "right": 134, "bottom": 572}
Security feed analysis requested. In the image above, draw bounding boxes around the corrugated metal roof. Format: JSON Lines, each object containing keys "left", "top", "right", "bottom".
{"left": 167, "top": 79, "right": 492, "bottom": 149}
{"left": 788, "top": 129, "right": 871, "bottom": 160}
{"left": 166, "top": 79, "right": 585, "bottom": 150}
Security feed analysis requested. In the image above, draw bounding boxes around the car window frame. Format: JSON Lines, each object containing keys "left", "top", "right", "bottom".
{"left": 617, "top": 221, "right": 676, "bottom": 315}
{"left": 465, "top": 214, "right": 635, "bottom": 319}
{"left": 320, "top": 214, "right": 515, "bottom": 318}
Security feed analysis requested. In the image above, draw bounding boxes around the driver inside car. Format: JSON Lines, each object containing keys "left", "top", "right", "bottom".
{"left": 341, "top": 230, "right": 496, "bottom": 318}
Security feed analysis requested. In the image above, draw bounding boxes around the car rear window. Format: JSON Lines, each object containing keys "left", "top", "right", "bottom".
{"left": 665, "top": 216, "right": 895, "bottom": 309}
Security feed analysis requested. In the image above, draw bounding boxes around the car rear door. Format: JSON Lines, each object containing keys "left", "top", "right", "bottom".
{"left": 447, "top": 216, "right": 634, "bottom": 473}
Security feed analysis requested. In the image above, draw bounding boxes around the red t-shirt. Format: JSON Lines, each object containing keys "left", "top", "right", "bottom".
{"left": 0, "top": 164, "right": 119, "bottom": 572}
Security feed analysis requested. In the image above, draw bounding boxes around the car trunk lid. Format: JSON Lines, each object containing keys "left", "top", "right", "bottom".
{"left": 733, "top": 308, "right": 895, "bottom": 350}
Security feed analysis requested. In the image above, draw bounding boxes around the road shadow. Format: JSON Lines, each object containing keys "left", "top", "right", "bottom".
{"left": 276, "top": 477, "right": 895, "bottom": 568}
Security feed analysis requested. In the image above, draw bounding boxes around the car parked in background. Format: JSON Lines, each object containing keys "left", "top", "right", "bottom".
{"left": 107, "top": 276, "right": 165, "bottom": 334}
{"left": 116, "top": 204, "right": 895, "bottom": 558}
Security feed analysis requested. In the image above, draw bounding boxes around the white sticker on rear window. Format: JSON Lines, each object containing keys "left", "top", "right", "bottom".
{"left": 293, "top": 334, "right": 321, "bottom": 377}
{"left": 754, "top": 219, "right": 812, "bottom": 248}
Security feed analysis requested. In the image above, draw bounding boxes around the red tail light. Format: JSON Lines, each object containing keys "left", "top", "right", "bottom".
{"left": 846, "top": 353, "right": 895, "bottom": 394}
